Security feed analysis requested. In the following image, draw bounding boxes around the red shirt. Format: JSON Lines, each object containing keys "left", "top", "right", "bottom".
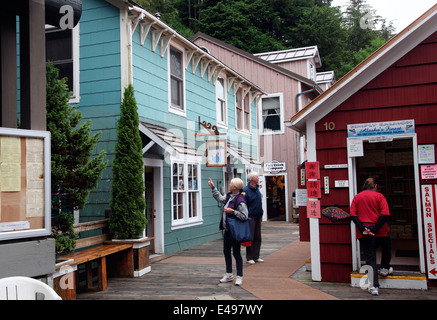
{"left": 350, "top": 190, "right": 390, "bottom": 238}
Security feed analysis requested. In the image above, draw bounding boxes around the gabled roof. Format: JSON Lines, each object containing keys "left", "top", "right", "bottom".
{"left": 316, "top": 71, "right": 335, "bottom": 85}
{"left": 191, "top": 32, "right": 323, "bottom": 94}
{"left": 254, "top": 46, "right": 322, "bottom": 68}
{"left": 289, "top": 4, "right": 437, "bottom": 133}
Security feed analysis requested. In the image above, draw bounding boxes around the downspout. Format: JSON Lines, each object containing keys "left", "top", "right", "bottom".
{"left": 295, "top": 87, "right": 315, "bottom": 113}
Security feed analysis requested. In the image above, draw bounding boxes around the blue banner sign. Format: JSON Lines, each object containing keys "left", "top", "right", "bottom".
{"left": 347, "top": 120, "right": 415, "bottom": 138}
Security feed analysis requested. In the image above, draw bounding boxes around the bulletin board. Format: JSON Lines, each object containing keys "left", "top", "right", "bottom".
{"left": 0, "top": 128, "right": 51, "bottom": 241}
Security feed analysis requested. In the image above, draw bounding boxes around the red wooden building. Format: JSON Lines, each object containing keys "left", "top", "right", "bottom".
{"left": 288, "top": 4, "right": 437, "bottom": 289}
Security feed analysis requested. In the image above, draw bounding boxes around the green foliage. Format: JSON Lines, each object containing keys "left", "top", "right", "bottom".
{"left": 52, "top": 211, "right": 78, "bottom": 254}
{"left": 47, "top": 63, "right": 107, "bottom": 212}
{"left": 46, "top": 62, "right": 107, "bottom": 254}
{"left": 109, "top": 85, "right": 147, "bottom": 239}
{"left": 139, "top": 0, "right": 396, "bottom": 79}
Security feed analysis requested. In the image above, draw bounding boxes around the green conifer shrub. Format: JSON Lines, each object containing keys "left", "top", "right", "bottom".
{"left": 109, "top": 85, "right": 147, "bottom": 239}
{"left": 46, "top": 62, "right": 107, "bottom": 254}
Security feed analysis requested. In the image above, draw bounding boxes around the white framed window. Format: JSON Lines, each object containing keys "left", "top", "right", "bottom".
{"left": 235, "top": 88, "right": 250, "bottom": 133}
{"left": 168, "top": 45, "right": 186, "bottom": 116}
{"left": 309, "top": 63, "right": 315, "bottom": 81}
{"left": 45, "top": 24, "right": 80, "bottom": 103}
{"left": 171, "top": 160, "right": 202, "bottom": 228}
{"left": 216, "top": 77, "right": 227, "bottom": 127}
{"left": 259, "top": 93, "right": 284, "bottom": 135}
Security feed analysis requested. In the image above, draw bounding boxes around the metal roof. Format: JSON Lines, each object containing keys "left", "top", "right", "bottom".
{"left": 255, "top": 46, "right": 321, "bottom": 68}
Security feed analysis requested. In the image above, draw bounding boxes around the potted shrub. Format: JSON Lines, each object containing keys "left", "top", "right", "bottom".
{"left": 109, "top": 85, "right": 150, "bottom": 276}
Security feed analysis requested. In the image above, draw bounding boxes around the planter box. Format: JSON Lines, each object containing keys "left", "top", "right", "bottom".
{"left": 106, "top": 237, "right": 152, "bottom": 277}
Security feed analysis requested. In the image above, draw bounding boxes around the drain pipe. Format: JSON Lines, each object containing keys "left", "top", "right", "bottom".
{"left": 295, "top": 88, "right": 315, "bottom": 113}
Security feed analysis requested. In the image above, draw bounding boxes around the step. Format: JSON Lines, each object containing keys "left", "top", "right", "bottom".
{"left": 351, "top": 271, "right": 427, "bottom": 290}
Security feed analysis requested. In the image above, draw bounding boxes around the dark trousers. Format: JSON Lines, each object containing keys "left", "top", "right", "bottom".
{"left": 359, "top": 234, "right": 392, "bottom": 288}
{"left": 246, "top": 217, "right": 262, "bottom": 261}
{"left": 223, "top": 230, "right": 243, "bottom": 276}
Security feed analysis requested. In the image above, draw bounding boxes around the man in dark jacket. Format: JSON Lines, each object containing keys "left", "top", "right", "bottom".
{"left": 243, "top": 172, "right": 264, "bottom": 264}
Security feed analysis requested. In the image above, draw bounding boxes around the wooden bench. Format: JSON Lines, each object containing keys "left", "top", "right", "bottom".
{"left": 53, "top": 219, "right": 134, "bottom": 300}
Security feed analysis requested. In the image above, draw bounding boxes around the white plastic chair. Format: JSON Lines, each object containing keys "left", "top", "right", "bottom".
{"left": 0, "top": 276, "right": 62, "bottom": 300}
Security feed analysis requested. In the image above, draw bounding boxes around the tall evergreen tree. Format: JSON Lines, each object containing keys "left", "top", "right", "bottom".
{"left": 109, "top": 85, "right": 147, "bottom": 239}
{"left": 46, "top": 62, "right": 107, "bottom": 253}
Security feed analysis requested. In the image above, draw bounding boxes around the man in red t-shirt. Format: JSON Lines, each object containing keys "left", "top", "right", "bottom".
{"left": 350, "top": 177, "right": 392, "bottom": 296}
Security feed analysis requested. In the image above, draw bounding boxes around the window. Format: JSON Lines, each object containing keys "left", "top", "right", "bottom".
{"left": 171, "top": 161, "right": 202, "bottom": 228}
{"left": 169, "top": 47, "right": 185, "bottom": 113}
{"left": 216, "top": 77, "right": 227, "bottom": 126}
{"left": 236, "top": 88, "right": 250, "bottom": 132}
{"left": 45, "top": 25, "right": 79, "bottom": 103}
{"left": 260, "top": 93, "right": 284, "bottom": 134}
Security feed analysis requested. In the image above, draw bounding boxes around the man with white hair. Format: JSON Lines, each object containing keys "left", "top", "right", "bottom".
{"left": 243, "top": 171, "right": 264, "bottom": 264}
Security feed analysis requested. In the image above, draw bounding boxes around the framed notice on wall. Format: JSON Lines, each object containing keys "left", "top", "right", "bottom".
{"left": 0, "top": 128, "right": 51, "bottom": 241}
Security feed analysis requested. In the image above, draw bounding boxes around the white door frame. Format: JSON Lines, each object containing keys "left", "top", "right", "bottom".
{"left": 262, "top": 173, "right": 289, "bottom": 222}
{"left": 348, "top": 133, "right": 425, "bottom": 273}
{"left": 143, "top": 158, "right": 164, "bottom": 254}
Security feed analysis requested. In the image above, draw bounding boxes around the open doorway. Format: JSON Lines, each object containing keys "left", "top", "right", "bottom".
{"left": 355, "top": 139, "right": 421, "bottom": 271}
{"left": 145, "top": 166, "right": 155, "bottom": 253}
{"left": 265, "top": 175, "right": 287, "bottom": 221}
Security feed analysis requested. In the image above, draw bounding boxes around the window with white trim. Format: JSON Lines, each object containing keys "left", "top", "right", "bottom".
{"left": 169, "top": 46, "right": 185, "bottom": 115}
{"left": 171, "top": 161, "right": 202, "bottom": 228}
{"left": 45, "top": 25, "right": 80, "bottom": 103}
{"left": 216, "top": 77, "right": 227, "bottom": 126}
{"left": 236, "top": 88, "right": 250, "bottom": 132}
{"left": 259, "top": 93, "right": 284, "bottom": 134}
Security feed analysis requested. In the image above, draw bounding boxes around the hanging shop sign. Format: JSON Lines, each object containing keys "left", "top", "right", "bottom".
{"left": 421, "top": 185, "right": 437, "bottom": 279}
{"left": 347, "top": 119, "right": 415, "bottom": 138}
{"left": 264, "top": 160, "right": 286, "bottom": 173}
{"left": 206, "top": 139, "right": 227, "bottom": 167}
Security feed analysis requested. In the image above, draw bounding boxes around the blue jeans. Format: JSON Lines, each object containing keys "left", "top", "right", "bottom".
{"left": 223, "top": 230, "right": 243, "bottom": 276}
{"left": 360, "top": 234, "right": 392, "bottom": 288}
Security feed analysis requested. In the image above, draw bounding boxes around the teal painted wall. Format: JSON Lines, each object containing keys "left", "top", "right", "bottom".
{"left": 131, "top": 22, "right": 259, "bottom": 254}
{"left": 76, "top": 0, "right": 121, "bottom": 222}
{"left": 74, "top": 0, "right": 259, "bottom": 254}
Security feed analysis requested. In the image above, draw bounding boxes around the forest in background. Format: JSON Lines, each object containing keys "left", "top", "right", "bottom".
{"left": 135, "top": 0, "right": 396, "bottom": 79}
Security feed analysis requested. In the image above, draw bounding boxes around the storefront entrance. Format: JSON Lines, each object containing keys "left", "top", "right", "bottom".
{"left": 349, "top": 135, "right": 425, "bottom": 274}
{"left": 265, "top": 175, "right": 287, "bottom": 221}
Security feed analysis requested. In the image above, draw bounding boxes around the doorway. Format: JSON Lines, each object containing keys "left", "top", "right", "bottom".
{"left": 145, "top": 166, "right": 155, "bottom": 253}
{"left": 143, "top": 159, "right": 164, "bottom": 255}
{"left": 265, "top": 175, "right": 287, "bottom": 221}
{"left": 354, "top": 138, "right": 422, "bottom": 271}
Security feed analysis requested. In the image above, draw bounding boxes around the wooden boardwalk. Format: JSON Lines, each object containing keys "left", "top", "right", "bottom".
{"left": 77, "top": 221, "right": 301, "bottom": 300}
{"left": 76, "top": 221, "right": 437, "bottom": 300}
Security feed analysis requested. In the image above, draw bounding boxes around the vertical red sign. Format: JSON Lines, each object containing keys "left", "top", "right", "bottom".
{"left": 305, "top": 162, "right": 320, "bottom": 180}
{"left": 422, "top": 185, "right": 437, "bottom": 279}
{"left": 307, "top": 180, "right": 321, "bottom": 199}
{"left": 307, "top": 200, "right": 321, "bottom": 219}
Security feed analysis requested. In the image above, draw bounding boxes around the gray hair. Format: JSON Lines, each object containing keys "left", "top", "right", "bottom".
{"left": 247, "top": 171, "right": 258, "bottom": 182}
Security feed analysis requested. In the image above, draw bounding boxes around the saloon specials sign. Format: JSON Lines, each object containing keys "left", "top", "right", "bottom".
{"left": 422, "top": 185, "right": 437, "bottom": 279}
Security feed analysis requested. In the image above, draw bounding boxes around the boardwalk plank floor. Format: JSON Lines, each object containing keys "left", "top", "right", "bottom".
{"left": 77, "top": 221, "right": 299, "bottom": 300}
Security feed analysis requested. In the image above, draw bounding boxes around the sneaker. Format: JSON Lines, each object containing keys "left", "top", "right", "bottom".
{"left": 368, "top": 286, "right": 379, "bottom": 296}
{"left": 256, "top": 258, "right": 264, "bottom": 263}
{"left": 247, "top": 259, "right": 255, "bottom": 265}
{"left": 379, "top": 267, "right": 393, "bottom": 277}
{"left": 235, "top": 276, "right": 243, "bottom": 286}
{"left": 219, "top": 273, "right": 234, "bottom": 283}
